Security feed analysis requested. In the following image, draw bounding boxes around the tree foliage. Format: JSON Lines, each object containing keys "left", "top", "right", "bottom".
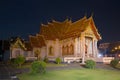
{"left": 14, "top": 55, "right": 25, "bottom": 68}
{"left": 31, "top": 61, "right": 46, "bottom": 74}
{"left": 11, "top": 55, "right": 25, "bottom": 68}
{"left": 85, "top": 60, "right": 96, "bottom": 69}
{"left": 55, "top": 57, "right": 61, "bottom": 64}
{"left": 110, "top": 59, "right": 119, "bottom": 68}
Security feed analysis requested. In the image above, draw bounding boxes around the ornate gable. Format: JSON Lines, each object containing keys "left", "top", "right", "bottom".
{"left": 87, "top": 17, "right": 101, "bottom": 40}
{"left": 11, "top": 38, "right": 26, "bottom": 50}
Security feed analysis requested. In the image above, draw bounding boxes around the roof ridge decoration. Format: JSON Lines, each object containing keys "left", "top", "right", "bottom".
{"left": 11, "top": 37, "right": 26, "bottom": 50}
{"left": 88, "top": 16, "right": 102, "bottom": 40}
{"left": 39, "top": 16, "right": 101, "bottom": 40}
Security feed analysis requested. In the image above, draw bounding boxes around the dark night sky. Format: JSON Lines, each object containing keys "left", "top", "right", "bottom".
{"left": 0, "top": 0, "right": 120, "bottom": 43}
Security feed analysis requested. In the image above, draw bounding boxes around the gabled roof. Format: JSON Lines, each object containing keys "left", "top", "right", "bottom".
{"left": 40, "top": 16, "right": 101, "bottom": 40}
{"left": 36, "top": 34, "right": 46, "bottom": 47}
{"left": 29, "top": 35, "right": 46, "bottom": 48}
{"left": 11, "top": 37, "right": 26, "bottom": 50}
{"left": 87, "top": 16, "right": 101, "bottom": 40}
{"left": 24, "top": 41, "right": 32, "bottom": 51}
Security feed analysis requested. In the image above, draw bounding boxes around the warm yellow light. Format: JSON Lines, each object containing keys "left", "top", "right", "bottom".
{"left": 112, "top": 49, "right": 114, "bottom": 52}
{"left": 115, "top": 47, "right": 117, "bottom": 50}
{"left": 118, "top": 46, "right": 120, "bottom": 49}
{"left": 118, "top": 54, "right": 120, "bottom": 57}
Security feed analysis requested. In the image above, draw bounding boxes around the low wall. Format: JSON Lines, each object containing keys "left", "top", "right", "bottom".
{"left": 63, "top": 57, "right": 81, "bottom": 63}
{"left": 103, "top": 57, "right": 114, "bottom": 64}
{"left": 26, "top": 57, "right": 37, "bottom": 61}
{"left": 92, "top": 57, "right": 114, "bottom": 64}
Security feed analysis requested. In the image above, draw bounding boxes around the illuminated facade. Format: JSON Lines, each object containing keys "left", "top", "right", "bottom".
{"left": 99, "top": 41, "right": 120, "bottom": 59}
{"left": 29, "top": 16, "right": 101, "bottom": 63}
{"left": 10, "top": 38, "right": 36, "bottom": 60}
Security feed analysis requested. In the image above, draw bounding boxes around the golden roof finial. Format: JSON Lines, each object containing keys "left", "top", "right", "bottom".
{"left": 91, "top": 12, "right": 94, "bottom": 17}
{"left": 40, "top": 22, "right": 43, "bottom": 25}
{"left": 84, "top": 13, "right": 87, "bottom": 17}
{"left": 51, "top": 17, "right": 56, "bottom": 22}
{"left": 69, "top": 17, "right": 72, "bottom": 21}
{"left": 66, "top": 16, "right": 69, "bottom": 20}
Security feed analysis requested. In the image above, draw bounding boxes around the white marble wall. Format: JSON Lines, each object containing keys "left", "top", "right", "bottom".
{"left": 40, "top": 47, "right": 47, "bottom": 59}
{"left": 11, "top": 48, "right": 24, "bottom": 58}
{"left": 44, "top": 30, "right": 99, "bottom": 63}
{"left": 46, "top": 39, "right": 61, "bottom": 58}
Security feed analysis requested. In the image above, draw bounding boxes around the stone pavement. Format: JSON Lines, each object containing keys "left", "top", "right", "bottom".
{"left": 0, "top": 62, "right": 19, "bottom": 80}
{"left": 15, "top": 62, "right": 120, "bottom": 74}
{"left": 46, "top": 63, "right": 83, "bottom": 71}
{"left": 0, "top": 62, "right": 119, "bottom": 80}
{"left": 46, "top": 62, "right": 119, "bottom": 71}
{"left": 95, "top": 62, "right": 119, "bottom": 70}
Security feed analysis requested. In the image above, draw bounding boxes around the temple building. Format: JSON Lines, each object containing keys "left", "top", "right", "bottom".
{"left": 29, "top": 16, "right": 101, "bottom": 63}
{"left": 10, "top": 37, "right": 36, "bottom": 60}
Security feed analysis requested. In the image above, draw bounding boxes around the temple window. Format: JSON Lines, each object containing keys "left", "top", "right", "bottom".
{"left": 64, "top": 46, "right": 67, "bottom": 55}
{"left": 49, "top": 46, "right": 54, "bottom": 56}
{"left": 70, "top": 44, "right": 74, "bottom": 55}
{"left": 15, "top": 49, "right": 21, "bottom": 57}
{"left": 85, "top": 44, "right": 88, "bottom": 56}
{"left": 62, "top": 46, "right": 65, "bottom": 56}
{"left": 24, "top": 52, "right": 28, "bottom": 57}
{"left": 67, "top": 45, "right": 69, "bottom": 55}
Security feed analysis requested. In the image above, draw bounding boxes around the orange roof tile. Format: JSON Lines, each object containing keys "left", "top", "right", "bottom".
{"left": 24, "top": 41, "right": 32, "bottom": 51}
{"left": 29, "top": 35, "right": 46, "bottom": 48}
{"left": 39, "top": 16, "right": 101, "bottom": 40}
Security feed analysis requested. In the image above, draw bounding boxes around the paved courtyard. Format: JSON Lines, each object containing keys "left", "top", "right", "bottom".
{"left": 0, "top": 62, "right": 119, "bottom": 80}
{"left": 0, "top": 62, "right": 19, "bottom": 80}
{"left": 46, "top": 62, "right": 117, "bottom": 71}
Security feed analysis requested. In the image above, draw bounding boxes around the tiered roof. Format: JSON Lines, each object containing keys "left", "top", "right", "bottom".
{"left": 29, "top": 16, "right": 101, "bottom": 48}
{"left": 40, "top": 16, "right": 101, "bottom": 40}
{"left": 29, "top": 35, "right": 46, "bottom": 48}
{"left": 24, "top": 41, "right": 32, "bottom": 51}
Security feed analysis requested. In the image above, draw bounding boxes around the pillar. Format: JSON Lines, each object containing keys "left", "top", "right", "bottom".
{"left": 60, "top": 44, "right": 62, "bottom": 57}
{"left": 78, "top": 37, "right": 80, "bottom": 56}
{"left": 95, "top": 40, "right": 98, "bottom": 57}
{"left": 81, "top": 33, "right": 85, "bottom": 64}
{"left": 92, "top": 38, "right": 95, "bottom": 57}
{"left": 46, "top": 44, "right": 49, "bottom": 57}
{"left": 80, "top": 37, "right": 82, "bottom": 57}
{"left": 55, "top": 39, "right": 59, "bottom": 57}
{"left": 74, "top": 38, "right": 78, "bottom": 57}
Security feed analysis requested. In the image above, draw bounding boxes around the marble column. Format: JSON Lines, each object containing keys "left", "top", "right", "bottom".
{"left": 74, "top": 38, "right": 78, "bottom": 57}
{"left": 80, "top": 37, "right": 82, "bottom": 57}
{"left": 60, "top": 44, "right": 62, "bottom": 57}
{"left": 55, "top": 39, "right": 59, "bottom": 57}
{"left": 92, "top": 38, "right": 95, "bottom": 57}
{"left": 81, "top": 33, "right": 85, "bottom": 64}
{"left": 46, "top": 44, "right": 49, "bottom": 57}
{"left": 94, "top": 40, "right": 98, "bottom": 57}
{"left": 77, "top": 37, "right": 80, "bottom": 56}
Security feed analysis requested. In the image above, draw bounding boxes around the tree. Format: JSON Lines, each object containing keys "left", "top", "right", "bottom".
{"left": 85, "top": 60, "right": 96, "bottom": 69}
{"left": 55, "top": 57, "right": 61, "bottom": 64}
{"left": 15, "top": 55, "right": 25, "bottom": 68}
{"left": 31, "top": 61, "right": 46, "bottom": 74}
